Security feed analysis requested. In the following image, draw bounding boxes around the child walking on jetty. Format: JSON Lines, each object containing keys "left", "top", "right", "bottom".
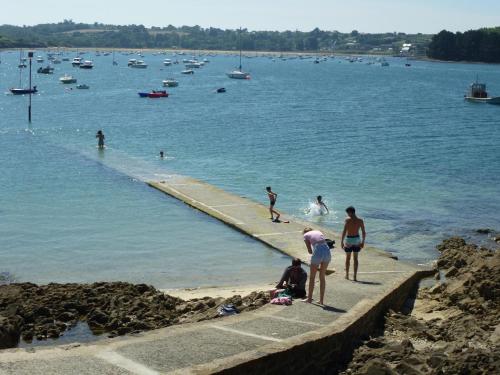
{"left": 266, "top": 186, "right": 281, "bottom": 222}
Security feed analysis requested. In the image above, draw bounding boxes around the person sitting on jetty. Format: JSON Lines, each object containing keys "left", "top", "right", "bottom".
{"left": 96, "top": 130, "right": 105, "bottom": 149}
{"left": 316, "top": 195, "right": 329, "bottom": 214}
{"left": 303, "top": 227, "right": 331, "bottom": 305}
{"left": 266, "top": 186, "right": 281, "bottom": 222}
{"left": 275, "top": 258, "right": 307, "bottom": 298}
{"left": 341, "top": 206, "right": 366, "bottom": 281}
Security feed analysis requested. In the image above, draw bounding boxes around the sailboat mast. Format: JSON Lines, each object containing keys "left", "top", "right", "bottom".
{"left": 239, "top": 27, "right": 242, "bottom": 71}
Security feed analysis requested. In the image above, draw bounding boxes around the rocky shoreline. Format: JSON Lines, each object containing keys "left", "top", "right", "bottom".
{"left": 0, "top": 282, "right": 269, "bottom": 349}
{"left": 341, "top": 237, "right": 499, "bottom": 375}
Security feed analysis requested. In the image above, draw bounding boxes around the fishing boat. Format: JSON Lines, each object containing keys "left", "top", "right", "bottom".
{"left": 464, "top": 81, "right": 500, "bottom": 105}
{"left": 72, "top": 57, "right": 82, "bottom": 66}
{"left": 181, "top": 69, "right": 194, "bottom": 75}
{"left": 162, "top": 79, "right": 179, "bottom": 87}
{"left": 79, "top": 60, "right": 94, "bottom": 69}
{"left": 10, "top": 86, "right": 37, "bottom": 95}
{"left": 37, "top": 66, "right": 54, "bottom": 74}
{"left": 227, "top": 27, "right": 250, "bottom": 80}
{"left": 76, "top": 84, "right": 89, "bottom": 89}
{"left": 59, "top": 74, "right": 77, "bottom": 84}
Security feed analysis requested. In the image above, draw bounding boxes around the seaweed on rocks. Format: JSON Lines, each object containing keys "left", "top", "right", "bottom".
{"left": 0, "top": 282, "right": 269, "bottom": 348}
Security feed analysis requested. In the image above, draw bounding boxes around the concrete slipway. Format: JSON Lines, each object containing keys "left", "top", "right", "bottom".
{"left": 0, "top": 175, "right": 432, "bottom": 374}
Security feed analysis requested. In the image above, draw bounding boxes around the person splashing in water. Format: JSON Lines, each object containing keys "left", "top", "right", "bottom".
{"left": 316, "top": 195, "right": 329, "bottom": 214}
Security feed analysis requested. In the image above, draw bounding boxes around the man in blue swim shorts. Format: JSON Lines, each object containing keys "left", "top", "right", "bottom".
{"left": 341, "top": 206, "right": 366, "bottom": 281}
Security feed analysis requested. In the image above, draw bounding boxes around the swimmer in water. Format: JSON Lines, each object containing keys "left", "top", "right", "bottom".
{"left": 96, "top": 130, "right": 105, "bottom": 149}
{"left": 316, "top": 196, "right": 329, "bottom": 214}
{"left": 159, "top": 151, "right": 164, "bottom": 158}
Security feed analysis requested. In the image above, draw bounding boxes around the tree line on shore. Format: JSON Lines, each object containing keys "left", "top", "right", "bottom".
{"left": 0, "top": 20, "right": 429, "bottom": 54}
{"left": 427, "top": 27, "right": 500, "bottom": 63}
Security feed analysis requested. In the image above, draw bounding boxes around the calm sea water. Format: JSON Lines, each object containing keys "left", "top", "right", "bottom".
{"left": 1, "top": 51, "right": 499, "bottom": 288}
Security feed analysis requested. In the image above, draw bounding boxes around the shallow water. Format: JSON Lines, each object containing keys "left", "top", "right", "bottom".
{"left": 1, "top": 51, "right": 499, "bottom": 287}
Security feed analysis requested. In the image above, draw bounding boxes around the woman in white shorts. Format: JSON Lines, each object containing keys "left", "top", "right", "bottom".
{"left": 303, "top": 227, "right": 331, "bottom": 305}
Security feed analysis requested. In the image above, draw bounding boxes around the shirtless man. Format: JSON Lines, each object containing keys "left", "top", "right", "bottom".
{"left": 266, "top": 186, "right": 280, "bottom": 222}
{"left": 341, "top": 206, "right": 366, "bottom": 281}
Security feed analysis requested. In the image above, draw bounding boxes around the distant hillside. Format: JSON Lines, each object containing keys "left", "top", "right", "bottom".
{"left": 0, "top": 20, "right": 430, "bottom": 54}
{"left": 427, "top": 27, "right": 500, "bottom": 63}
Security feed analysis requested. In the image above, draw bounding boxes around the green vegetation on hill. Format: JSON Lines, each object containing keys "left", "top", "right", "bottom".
{"left": 0, "top": 20, "right": 430, "bottom": 54}
{"left": 427, "top": 27, "right": 500, "bottom": 63}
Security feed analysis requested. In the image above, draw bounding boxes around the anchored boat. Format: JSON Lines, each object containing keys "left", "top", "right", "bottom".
{"left": 60, "top": 74, "right": 77, "bottom": 84}
{"left": 465, "top": 81, "right": 500, "bottom": 105}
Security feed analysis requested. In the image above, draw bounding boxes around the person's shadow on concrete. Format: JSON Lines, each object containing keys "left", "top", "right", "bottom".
{"left": 311, "top": 302, "right": 346, "bottom": 313}
{"left": 353, "top": 280, "right": 381, "bottom": 285}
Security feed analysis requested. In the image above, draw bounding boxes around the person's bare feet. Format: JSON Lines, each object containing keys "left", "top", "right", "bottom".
{"left": 353, "top": 277, "right": 358, "bottom": 282}
{"left": 305, "top": 298, "right": 312, "bottom": 303}
{"left": 345, "top": 273, "right": 349, "bottom": 280}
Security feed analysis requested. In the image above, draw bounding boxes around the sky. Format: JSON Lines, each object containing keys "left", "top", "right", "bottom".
{"left": 1, "top": 0, "right": 500, "bottom": 34}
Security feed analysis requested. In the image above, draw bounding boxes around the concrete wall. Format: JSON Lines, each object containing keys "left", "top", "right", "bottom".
{"left": 198, "top": 270, "right": 433, "bottom": 374}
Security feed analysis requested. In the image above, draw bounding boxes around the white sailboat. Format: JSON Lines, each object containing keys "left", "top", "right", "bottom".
{"left": 227, "top": 28, "right": 250, "bottom": 80}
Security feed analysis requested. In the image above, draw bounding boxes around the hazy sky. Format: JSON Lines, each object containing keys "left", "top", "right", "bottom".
{"left": 2, "top": 0, "right": 499, "bottom": 33}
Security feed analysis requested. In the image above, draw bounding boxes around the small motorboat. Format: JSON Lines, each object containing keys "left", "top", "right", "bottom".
{"left": 72, "top": 57, "right": 82, "bottom": 66}
{"left": 130, "top": 60, "right": 148, "bottom": 68}
{"left": 163, "top": 59, "right": 172, "bottom": 66}
{"left": 60, "top": 74, "right": 77, "bottom": 84}
{"left": 76, "top": 84, "right": 89, "bottom": 89}
{"left": 138, "top": 90, "right": 169, "bottom": 98}
{"left": 162, "top": 79, "right": 179, "bottom": 87}
{"left": 181, "top": 69, "right": 194, "bottom": 75}
{"left": 465, "top": 81, "right": 500, "bottom": 105}
{"left": 216, "top": 87, "right": 226, "bottom": 93}
{"left": 52, "top": 58, "right": 62, "bottom": 64}
{"left": 185, "top": 62, "right": 202, "bottom": 69}
{"left": 18, "top": 63, "right": 27, "bottom": 68}
{"left": 36, "top": 56, "right": 44, "bottom": 63}
{"left": 79, "top": 60, "right": 94, "bottom": 69}
{"left": 148, "top": 90, "right": 168, "bottom": 98}
{"left": 37, "top": 66, "right": 54, "bottom": 74}
{"left": 10, "top": 86, "right": 38, "bottom": 95}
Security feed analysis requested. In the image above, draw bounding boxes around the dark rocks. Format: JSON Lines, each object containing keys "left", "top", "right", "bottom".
{"left": 0, "top": 281, "right": 270, "bottom": 349}
{"left": 476, "top": 228, "right": 492, "bottom": 234}
{"left": 0, "top": 316, "right": 21, "bottom": 349}
{"left": 342, "top": 237, "right": 500, "bottom": 375}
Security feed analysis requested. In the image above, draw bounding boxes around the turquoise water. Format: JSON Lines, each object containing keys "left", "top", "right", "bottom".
{"left": 1, "top": 51, "right": 499, "bottom": 287}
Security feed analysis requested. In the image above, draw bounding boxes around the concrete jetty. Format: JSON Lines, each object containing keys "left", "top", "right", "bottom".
{"left": 148, "top": 176, "right": 394, "bottom": 272}
{"left": 0, "top": 175, "right": 433, "bottom": 374}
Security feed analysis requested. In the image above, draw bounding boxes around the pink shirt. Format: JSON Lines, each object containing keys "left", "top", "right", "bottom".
{"left": 303, "top": 230, "right": 325, "bottom": 245}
